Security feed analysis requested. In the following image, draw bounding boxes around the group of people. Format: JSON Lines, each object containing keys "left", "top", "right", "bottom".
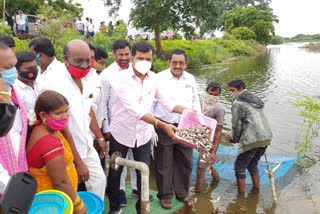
{"left": 0, "top": 33, "right": 272, "bottom": 214}
{"left": 74, "top": 16, "right": 121, "bottom": 38}
{"left": 75, "top": 16, "right": 95, "bottom": 38}
{"left": 4, "top": 9, "right": 29, "bottom": 40}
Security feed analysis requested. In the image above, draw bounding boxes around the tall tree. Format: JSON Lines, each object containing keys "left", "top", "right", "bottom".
{"left": 1, "top": 0, "right": 82, "bottom": 17}
{"left": 105, "top": 0, "right": 225, "bottom": 57}
{"left": 222, "top": 7, "right": 274, "bottom": 44}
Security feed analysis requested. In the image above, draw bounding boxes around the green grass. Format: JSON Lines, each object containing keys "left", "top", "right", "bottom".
{"left": 102, "top": 184, "right": 184, "bottom": 213}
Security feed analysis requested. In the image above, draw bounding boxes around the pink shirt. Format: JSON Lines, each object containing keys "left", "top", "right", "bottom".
{"left": 110, "top": 68, "right": 175, "bottom": 148}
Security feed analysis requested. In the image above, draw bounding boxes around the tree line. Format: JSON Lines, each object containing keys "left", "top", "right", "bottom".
{"left": 105, "top": 0, "right": 278, "bottom": 56}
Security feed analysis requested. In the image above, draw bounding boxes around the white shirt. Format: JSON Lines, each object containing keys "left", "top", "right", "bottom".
{"left": 110, "top": 68, "right": 175, "bottom": 148}
{"left": 90, "top": 68, "right": 104, "bottom": 129}
{"left": 76, "top": 20, "right": 84, "bottom": 31}
{"left": 0, "top": 108, "right": 23, "bottom": 194}
{"left": 40, "top": 67, "right": 97, "bottom": 158}
{"left": 100, "top": 62, "right": 132, "bottom": 133}
{"left": 13, "top": 79, "right": 39, "bottom": 113}
{"left": 153, "top": 69, "right": 201, "bottom": 124}
{"left": 16, "top": 14, "right": 26, "bottom": 25}
{"left": 88, "top": 23, "right": 95, "bottom": 33}
{"left": 0, "top": 163, "right": 10, "bottom": 195}
{"left": 84, "top": 21, "right": 89, "bottom": 31}
{"left": 36, "top": 58, "right": 66, "bottom": 91}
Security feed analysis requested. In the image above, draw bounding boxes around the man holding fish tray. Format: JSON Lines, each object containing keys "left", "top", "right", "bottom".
{"left": 107, "top": 42, "right": 191, "bottom": 214}
{"left": 153, "top": 49, "right": 201, "bottom": 209}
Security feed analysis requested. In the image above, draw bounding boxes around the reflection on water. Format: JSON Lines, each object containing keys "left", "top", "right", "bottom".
{"left": 184, "top": 43, "right": 320, "bottom": 213}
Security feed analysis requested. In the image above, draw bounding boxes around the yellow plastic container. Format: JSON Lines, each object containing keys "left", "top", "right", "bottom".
{"left": 39, "top": 190, "right": 73, "bottom": 214}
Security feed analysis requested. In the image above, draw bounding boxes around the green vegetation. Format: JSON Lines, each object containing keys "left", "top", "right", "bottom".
{"left": 12, "top": 35, "right": 257, "bottom": 72}
{"left": 4, "top": 0, "right": 259, "bottom": 72}
{"left": 302, "top": 42, "right": 320, "bottom": 51}
{"left": 35, "top": 5, "right": 85, "bottom": 61}
{"left": 149, "top": 39, "right": 256, "bottom": 71}
{"left": 0, "top": 24, "right": 12, "bottom": 36}
{"left": 104, "top": 0, "right": 276, "bottom": 57}
{"left": 0, "top": 0, "right": 82, "bottom": 17}
{"left": 290, "top": 93, "right": 320, "bottom": 156}
{"left": 270, "top": 35, "right": 284, "bottom": 44}
{"left": 231, "top": 27, "right": 256, "bottom": 41}
{"left": 222, "top": 7, "right": 274, "bottom": 45}
{"left": 284, "top": 34, "right": 320, "bottom": 43}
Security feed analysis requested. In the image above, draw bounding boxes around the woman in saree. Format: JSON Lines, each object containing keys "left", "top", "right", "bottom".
{"left": 27, "top": 90, "right": 87, "bottom": 214}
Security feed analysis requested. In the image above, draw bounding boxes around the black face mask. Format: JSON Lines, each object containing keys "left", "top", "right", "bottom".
{"left": 20, "top": 67, "right": 38, "bottom": 81}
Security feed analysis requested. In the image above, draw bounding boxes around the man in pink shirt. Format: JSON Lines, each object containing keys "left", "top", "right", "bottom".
{"left": 106, "top": 41, "right": 188, "bottom": 214}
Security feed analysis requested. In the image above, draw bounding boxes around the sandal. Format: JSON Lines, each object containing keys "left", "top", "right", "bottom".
{"left": 160, "top": 199, "right": 173, "bottom": 209}
{"left": 180, "top": 196, "right": 195, "bottom": 207}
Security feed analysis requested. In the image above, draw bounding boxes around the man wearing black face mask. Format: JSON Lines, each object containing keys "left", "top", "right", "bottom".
{"left": 13, "top": 52, "right": 39, "bottom": 113}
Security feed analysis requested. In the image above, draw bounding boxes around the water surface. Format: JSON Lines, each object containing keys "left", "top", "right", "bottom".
{"left": 174, "top": 42, "right": 320, "bottom": 213}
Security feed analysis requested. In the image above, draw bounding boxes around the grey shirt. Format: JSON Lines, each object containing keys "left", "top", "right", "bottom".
{"left": 205, "top": 106, "right": 224, "bottom": 126}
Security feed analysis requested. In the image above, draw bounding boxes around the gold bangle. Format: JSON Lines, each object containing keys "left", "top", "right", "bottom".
{"left": 0, "top": 91, "right": 11, "bottom": 98}
{"left": 155, "top": 119, "right": 159, "bottom": 129}
{"left": 73, "top": 195, "right": 81, "bottom": 206}
{"left": 74, "top": 199, "right": 84, "bottom": 212}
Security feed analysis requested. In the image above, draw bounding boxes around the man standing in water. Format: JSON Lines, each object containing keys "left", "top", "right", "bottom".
{"left": 195, "top": 81, "right": 224, "bottom": 192}
{"left": 226, "top": 79, "right": 272, "bottom": 194}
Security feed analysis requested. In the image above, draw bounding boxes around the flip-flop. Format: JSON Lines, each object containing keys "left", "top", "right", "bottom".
{"left": 160, "top": 199, "right": 173, "bottom": 209}
{"left": 182, "top": 196, "right": 195, "bottom": 207}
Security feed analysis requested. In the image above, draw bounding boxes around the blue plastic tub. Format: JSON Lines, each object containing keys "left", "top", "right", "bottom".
{"left": 78, "top": 191, "right": 105, "bottom": 214}
{"left": 28, "top": 192, "right": 67, "bottom": 214}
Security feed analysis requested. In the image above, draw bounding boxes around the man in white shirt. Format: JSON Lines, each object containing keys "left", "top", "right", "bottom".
{"left": 106, "top": 41, "right": 188, "bottom": 214}
{"left": 41, "top": 39, "right": 107, "bottom": 200}
{"left": 84, "top": 17, "right": 89, "bottom": 38}
{"left": 88, "top": 18, "right": 95, "bottom": 38}
{"left": 76, "top": 16, "right": 85, "bottom": 35}
{"left": 13, "top": 51, "right": 39, "bottom": 113}
{"left": 29, "top": 38, "right": 65, "bottom": 89}
{"left": 101, "top": 39, "right": 140, "bottom": 207}
{"left": 32, "top": 38, "right": 89, "bottom": 190}
{"left": 153, "top": 49, "right": 201, "bottom": 208}
{"left": 15, "top": 10, "right": 28, "bottom": 40}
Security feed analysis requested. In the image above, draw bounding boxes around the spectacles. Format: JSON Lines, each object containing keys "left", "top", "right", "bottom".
{"left": 170, "top": 61, "right": 186, "bottom": 66}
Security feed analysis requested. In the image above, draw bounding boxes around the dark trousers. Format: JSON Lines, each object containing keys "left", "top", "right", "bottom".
{"left": 107, "top": 135, "right": 151, "bottom": 212}
{"left": 234, "top": 146, "right": 267, "bottom": 179}
{"left": 154, "top": 127, "right": 193, "bottom": 200}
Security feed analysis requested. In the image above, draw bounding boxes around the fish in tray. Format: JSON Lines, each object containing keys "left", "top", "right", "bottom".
{"left": 177, "top": 125, "right": 213, "bottom": 150}
{"left": 177, "top": 125, "right": 214, "bottom": 171}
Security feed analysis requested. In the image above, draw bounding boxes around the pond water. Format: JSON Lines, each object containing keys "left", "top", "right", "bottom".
{"left": 152, "top": 42, "right": 320, "bottom": 214}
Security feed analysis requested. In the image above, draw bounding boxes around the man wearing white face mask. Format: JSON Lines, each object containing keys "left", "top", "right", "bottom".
{"left": 152, "top": 49, "right": 201, "bottom": 209}
{"left": 195, "top": 81, "right": 224, "bottom": 192}
{"left": 107, "top": 41, "right": 190, "bottom": 214}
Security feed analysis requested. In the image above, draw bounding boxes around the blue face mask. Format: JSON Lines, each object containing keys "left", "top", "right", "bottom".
{"left": 1, "top": 67, "right": 18, "bottom": 88}
{"left": 35, "top": 56, "right": 40, "bottom": 64}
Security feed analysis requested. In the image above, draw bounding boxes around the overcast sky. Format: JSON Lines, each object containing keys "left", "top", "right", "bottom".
{"left": 76, "top": 0, "right": 320, "bottom": 37}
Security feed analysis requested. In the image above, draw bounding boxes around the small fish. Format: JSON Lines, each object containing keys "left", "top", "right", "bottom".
{"left": 210, "top": 195, "right": 221, "bottom": 203}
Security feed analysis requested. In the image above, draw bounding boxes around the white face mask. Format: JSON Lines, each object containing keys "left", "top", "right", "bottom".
{"left": 230, "top": 92, "right": 240, "bottom": 100}
{"left": 202, "top": 94, "right": 220, "bottom": 115}
{"left": 134, "top": 60, "right": 152, "bottom": 75}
